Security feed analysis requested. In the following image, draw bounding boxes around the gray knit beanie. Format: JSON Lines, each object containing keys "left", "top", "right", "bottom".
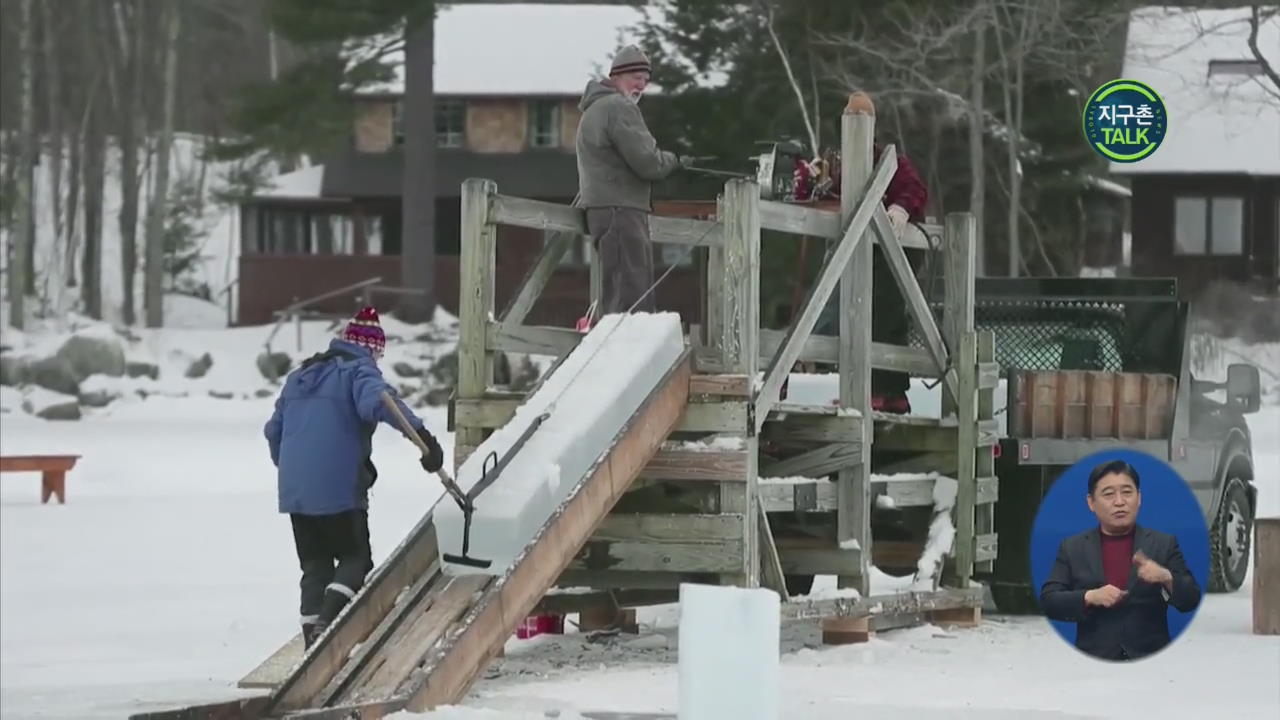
{"left": 610, "top": 45, "right": 652, "bottom": 76}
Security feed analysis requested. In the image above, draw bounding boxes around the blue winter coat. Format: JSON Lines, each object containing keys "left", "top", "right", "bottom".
{"left": 264, "top": 338, "right": 426, "bottom": 515}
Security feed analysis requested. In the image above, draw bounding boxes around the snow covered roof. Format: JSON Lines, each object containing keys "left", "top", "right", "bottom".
{"left": 343, "top": 3, "right": 727, "bottom": 97}
{"left": 255, "top": 164, "right": 325, "bottom": 199}
{"left": 1109, "top": 6, "right": 1280, "bottom": 177}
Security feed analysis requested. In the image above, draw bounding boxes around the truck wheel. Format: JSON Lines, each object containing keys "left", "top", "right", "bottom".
{"left": 1209, "top": 476, "right": 1253, "bottom": 593}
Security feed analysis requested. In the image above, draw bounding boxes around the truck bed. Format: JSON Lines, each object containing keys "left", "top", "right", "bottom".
{"left": 1009, "top": 370, "right": 1176, "bottom": 440}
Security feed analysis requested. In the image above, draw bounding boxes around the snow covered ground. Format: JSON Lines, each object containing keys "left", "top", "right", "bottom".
{"left": 1, "top": 321, "right": 1278, "bottom": 719}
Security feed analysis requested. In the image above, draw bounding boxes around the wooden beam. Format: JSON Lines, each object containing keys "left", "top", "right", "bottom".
{"left": 871, "top": 206, "right": 955, "bottom": 398}
{"left": 762, "top": 413, "right": 861, "bottom": 444}
{"left": 758, "top": 199, "right": 934, "bottom": 251}
{"left": 638, "top": 446, "right": 751, "bottom": 482}
{"left": 589, "top": 513, "right": 744, "bottom": 544}
{"left": 757, "top": 329, "right": 941, "bottom": 376}
{"left": 487, "top": 322, "right": 580, "bottom": 358}
{"left": 491, "top": 192, "right": 723, "bottom": 247}
{"left": 689, "top": 373, "right": 752, "bottom": 397}
{"left": 534, "top": 589, "right": 680, "bottom": 615}
{"left": 757, "top": 502, "right": 789, "bottom": 599}
{"left": 759, "top": 443, "right": 862, "bottom": 478}
{"left": 873, "top": 418, "right": 999, "bottom": 451}
{"left": 941, "top": 212, "right": 976, "bottom": 416}
{"left": 570, "top": 538, "right": 746, "bottom": 574}
{"left": 782, "top": 585, "right": 984, "bottom": 622}
{"left": 401, "top": 353, "right": 692, "bottom": 713}
{"left": 755, "top": 145, "right": 899, "bottom": 431}
{"left": 953, "top": 331, "right": 979, "bottom": 586}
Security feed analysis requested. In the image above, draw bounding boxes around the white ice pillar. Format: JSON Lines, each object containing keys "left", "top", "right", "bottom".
{"left": 677, "top": 583, "right": 780, "bottom": 720}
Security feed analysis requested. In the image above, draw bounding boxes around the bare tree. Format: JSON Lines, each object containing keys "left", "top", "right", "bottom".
{"left": 144, "top": 1, "right": 180, "bottom": 327}
{"left": 8, "top": 0, "right": 34, "bottom": 329}
{"left": 399, "top": 8, "right": 437, "bottom": 322}
{"left": 1247, "top": 5, "right": 1280, "bottom": 98}
{"left": 39, "top": 0, "right": 66, "bottom": 308}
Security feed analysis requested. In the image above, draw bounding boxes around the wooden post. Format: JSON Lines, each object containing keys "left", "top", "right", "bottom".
{"left": 717, "top": 178, "right": 761, "bottom": 588}
{"left": 837, "top": 92, "right": 874, "bottom": 596}
{"left": 1255, "top": 517, "right": 1280, "bottom": 635}
{"left": 942, "top": 213, "right": 976, "bottom": 417}
{"left": 941, "top": 212, "right": 977, "bottom": 588}
{"left": 457, "top": 178, "right": 497, "bottom": 467}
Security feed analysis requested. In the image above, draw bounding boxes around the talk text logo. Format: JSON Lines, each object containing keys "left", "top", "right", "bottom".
{"left": 1082, "top": 79, "right": 1167, "bottom": 163}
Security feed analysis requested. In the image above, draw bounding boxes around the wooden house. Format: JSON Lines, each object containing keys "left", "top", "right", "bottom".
{"left": 1109, "top": 6, "right": 1279, "bottom": 298}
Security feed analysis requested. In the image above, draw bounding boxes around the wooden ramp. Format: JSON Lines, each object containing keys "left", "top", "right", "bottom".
{"left": 138, "top": 351, "right": 692, "bottom": 720}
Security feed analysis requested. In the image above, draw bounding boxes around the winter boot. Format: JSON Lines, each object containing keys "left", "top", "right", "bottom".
{"left": 318, "top": 583, "right": 356, "bottom": 627}
{"left": 302, "top": 621, "right": 325, "bottom": 650}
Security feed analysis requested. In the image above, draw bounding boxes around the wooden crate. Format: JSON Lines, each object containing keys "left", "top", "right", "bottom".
{"left": 1011, "top": 371, "right": 1176, "bottom": 440}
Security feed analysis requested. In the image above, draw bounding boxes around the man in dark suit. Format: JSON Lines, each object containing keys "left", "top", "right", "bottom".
{"left": 1039, "top": 459, "right": 1202, "bottom": 661}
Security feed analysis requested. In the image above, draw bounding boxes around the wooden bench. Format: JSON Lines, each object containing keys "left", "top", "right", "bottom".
{"left": 0, "top": 455, "right": 81, "bottom": 504}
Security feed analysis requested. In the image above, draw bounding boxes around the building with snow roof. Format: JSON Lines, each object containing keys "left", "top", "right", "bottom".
{"left": 1109, "top": 6, "right": 1279, "bottom": 297}
{"left": 236, "top": 3, "right": 722, "bottom": 326}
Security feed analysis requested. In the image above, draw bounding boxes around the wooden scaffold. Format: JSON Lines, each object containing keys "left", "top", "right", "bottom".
{"left": 451, "top": 91, "right": 999, "bottom": 641}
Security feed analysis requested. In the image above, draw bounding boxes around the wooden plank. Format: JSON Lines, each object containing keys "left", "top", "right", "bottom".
{"left": 346, "top": 575, "right": 489, "bottom": 703}
{"left": 782, "top": 585, "right": 984, "bottom": 622}
{"left": 455, "top": 178, "right": 498, "bottom": 466}
{"left": 873, "top": 419, "right": 999, "bottom": 452}
{"left": 555, "top": 569, "right": 714, "bottom": 590}
{"left": 569, "top": 539, "right": 745, "bottom": 574}
{"left": 758, "top": 330, "right": 940, "bottom": 376}
{"left": 975, "top": 330, "right": 998, "bottom": 574}
{"left": 126, "top": 695, "right": 273, "bottom": 720}
{"left": 651, "top": 214, "right": 725, "bottom": 247}
{"left": 237, "top": 633, "right": 303, "bottom": 689}
{"left": 758, "top": 199, "right": 932, "bottom": 251}
{"left": 757, "top": 501, "right": 789, "bottom": 599}
{"left": 589, "top": 513, "right": 744, "bottom": 544}
{"left": 690, "top": 374, "right": 752, "bottom": 397}
{"left": 775, "top": 541, "right": 862, "bottom": 576}
{"left": 754, "top": 144, "right": 899, "bottom": 431}
{"left": 974, "top": 532, "right": 999, "bottom": 564}
{"left": 491, "top": 193, "right": 583, "bottom": 234}
{"left": 762, "top": 413, "right": 861, "bottom": 444}
{"left": 487, "top": 322, "right": 580, "bottom": 358}
{"left": 638, "top": 447, "right": 750, "bottom": 482}
{"left": 871, "top": 206, "right": 955, "bottom": 397}
{"left": 401, "top": 353, "right": 693, "bottom": 713}
{"left": 0, "top": 455, "right": 80, "bottom": 472}
{"left": 760, "top": 443, "right": 862, "bottom": 478}
{"left": 534, "top": 589, "right": 680, "bottom": 615}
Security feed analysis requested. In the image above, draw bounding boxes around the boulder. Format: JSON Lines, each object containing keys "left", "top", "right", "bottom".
{"left": 126, "top": 361, "right": 161, "bottom": 380}
{"left": 79, "top": 389, "right": 118, "bottom": 408}
{"left": 56, "top": 334, "right": 126, "bottom": 380}
{"left": 257, "top": 352, "right": 293, "bottom": 381}
{"left": 209, "top": 390, "right": 235, "bottom": 400}
{"left": 185, "top": 352, "right": 214, "bottom": 379}
{"left": 25, "top": 356, "right": 81, "bottom": 396}
{"left": 255, "top": 388, "right": 274, "bottom": 398}
{"left": 0, "top": 355, "right": 27, "bottom": 386}
{"left": 22, "top": 388, "right": 82, "bottom": 421}
{"left": 393, "top": 361, "right": 424, "bottom": 378}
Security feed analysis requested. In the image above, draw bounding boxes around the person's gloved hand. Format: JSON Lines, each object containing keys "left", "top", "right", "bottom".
{"left": 417, "top": 427, "right": 445, "bottom": 473}
{"left": 886, "top": 204, "right": 910, "bottom": 239}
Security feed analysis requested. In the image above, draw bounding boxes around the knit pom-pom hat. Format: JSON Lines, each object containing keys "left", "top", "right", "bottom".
{"left": 342, "top": 306, "right": 386, "bottom": 357}
{"left": 610, "top": 45, "right": 651, "bottom": 77}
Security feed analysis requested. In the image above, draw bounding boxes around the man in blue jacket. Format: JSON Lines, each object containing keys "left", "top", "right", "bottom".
{"left": 264, "top": 306, "right": 445, "bottom": 649}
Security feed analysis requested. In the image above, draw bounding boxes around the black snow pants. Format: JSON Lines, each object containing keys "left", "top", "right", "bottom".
{"left": 587, "top": 206, "right": 657, "bottom": 315}
{"left": 291, "top": 510, "right": 375, "bottom": 629}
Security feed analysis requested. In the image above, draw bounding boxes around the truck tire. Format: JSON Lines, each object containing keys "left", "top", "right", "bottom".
{"left": 1209, "top": 476, "right": 1253, "bottom": 593}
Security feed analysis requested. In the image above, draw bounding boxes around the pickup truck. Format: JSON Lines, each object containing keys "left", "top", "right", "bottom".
{"left": 958, "top": 278, "right": 1262, "bottom": 613}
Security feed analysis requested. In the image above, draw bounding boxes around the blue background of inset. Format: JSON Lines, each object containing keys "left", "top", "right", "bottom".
{"left": 1030, "top": 448, "right": 1210, "bottom": 646}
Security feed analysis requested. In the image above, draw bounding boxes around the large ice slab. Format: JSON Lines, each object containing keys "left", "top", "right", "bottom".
{"left": 435, "top": 312, "right": 686, "bottom": 575}
{"left": 677, "top": 583, "right": 780, "bottom": 720}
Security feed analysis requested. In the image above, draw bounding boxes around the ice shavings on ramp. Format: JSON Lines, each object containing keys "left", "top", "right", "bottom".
{"left": 434, "top": 313, "right": 686, "bottom": 575}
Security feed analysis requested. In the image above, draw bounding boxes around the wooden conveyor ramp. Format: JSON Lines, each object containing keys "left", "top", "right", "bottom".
{"left": 137, "top": 350, "right": 692, "bottom": 720}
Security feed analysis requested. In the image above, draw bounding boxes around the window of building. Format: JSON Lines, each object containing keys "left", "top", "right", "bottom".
{"left": 1174, "top": 195, "right": 1245, "bottom": 255}
{"left": 1208, "top": 59, "right": 1264, "bottom": 77}
{"left": 529, "top": 100, "right": 561, "bottom": 148}
{"left": 436, "top": 98, "right": 466, "bottom": 148}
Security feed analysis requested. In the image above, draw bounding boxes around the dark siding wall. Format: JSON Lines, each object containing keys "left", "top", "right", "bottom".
{"left": 1129, "top": 174, "right": 1278, "bottom": 297}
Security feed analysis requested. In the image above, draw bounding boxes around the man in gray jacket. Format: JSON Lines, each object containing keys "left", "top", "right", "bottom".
{"left": 575, "top": 45, "right": 684, "bottom": 317}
